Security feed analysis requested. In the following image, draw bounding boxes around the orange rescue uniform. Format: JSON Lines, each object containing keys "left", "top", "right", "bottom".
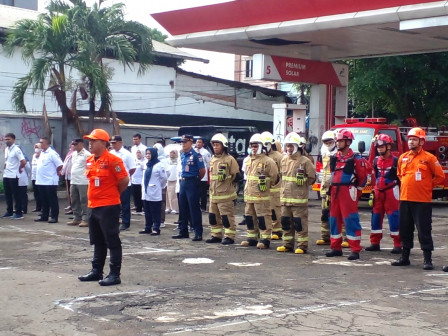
{"left": 398, "top": 149, "right": 445, "bottom": 202}
{"left": 86, "top": 151, "right": 128, "bottom": 208}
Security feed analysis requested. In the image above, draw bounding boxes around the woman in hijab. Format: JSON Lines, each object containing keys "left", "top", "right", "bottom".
{"left": 140, "top": 147, "right": 167, "bottom": 235}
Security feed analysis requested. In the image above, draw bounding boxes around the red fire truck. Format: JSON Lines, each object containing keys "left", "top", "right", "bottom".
{"left": 312, "top": 117, "right": 448, "bottom": 199}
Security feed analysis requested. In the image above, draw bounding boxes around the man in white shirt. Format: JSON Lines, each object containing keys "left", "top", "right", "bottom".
{"left": 35, "top": 137, "right": 63, "bottom": 223}
{"left": 130, "top": 133, "right": 147, "bottom": 157}
{"left": 110, "top": 135, "right": 136, "bottom": 231}
{"left": 2, "top": 133, "right": 26, "bottom": 219}
{"left": 195, "top": 138, "right": 211, "bottom": 212}
{"left": 68, "top": 138, "right": 91, "bottom": 227}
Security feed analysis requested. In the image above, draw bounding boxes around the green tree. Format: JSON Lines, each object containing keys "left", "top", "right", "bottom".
{"left": 4, "top": 0, "right": 156, "bottom": 153}
{"left": 348, "top": 53, "right": 448, "bottom": 126}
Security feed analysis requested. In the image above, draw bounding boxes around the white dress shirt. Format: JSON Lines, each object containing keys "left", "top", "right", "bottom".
{"left": 4, "top": 144, "right": 25, "bottom": 178}
{"left": 132, "top": 158, "right": 145, "bottom": 185}
{"left": 70, "top": 148, "right": 90, "bottom": 185}
{"left": 31, "top": 154, "right": 39, "bottom": 181}
{"left": 18, "top": 161, "right": 31, "bottom": 186}
{"left": 131, "top": 143, "right": 147, "bottom": 157}
{"left": 110, "top": 147, "right": 136, "bottom": 186}
{"left": 36, "top": 147, "right": 63, "bottom": 185}
{"left": 197, "top": 147, "right": 211, "bottom": 182}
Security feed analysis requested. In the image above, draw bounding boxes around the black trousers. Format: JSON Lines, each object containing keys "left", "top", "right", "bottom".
{"left": 199, "top": 181, "right": 209, "bottom": 211}
{"left": 89, "top": 205, "right": 122, "bottom": 267}
{"left": 32, "top": 180, "right": 41, "bottom": 211}
{"left": 3, "top": 177, "right": 22, "bottom": 215}
{"left": 399, "top": 201, "right": 433, "bottom": 251}
{"left": 38, "top": 185, "right": 59, "bottom": 220}
{"left": 131, "top": 183, "right": 143, "bottom": 212}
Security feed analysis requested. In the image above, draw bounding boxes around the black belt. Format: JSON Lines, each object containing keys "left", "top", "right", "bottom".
{"left": 181, "top": 177, "right": 198, "bottom": 181}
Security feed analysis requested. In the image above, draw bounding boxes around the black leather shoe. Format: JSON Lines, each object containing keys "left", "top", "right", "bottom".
{"left": 365, "top": 244, "right": 380, "bottom": 251}
{"left": 172, "top": 234, "right": 189, "bottom": 239}
{"left": 192, "top": 236, "right": 203, "bottom": 242}
{"left": 205, "top": 236, "right": 222, "bottom": 243}
{"left": 120, "top": 224, "right": 130, "bottom": 231}
{"left": 139, "top": 230, "right": 151, "bottom": 234}
{"left": 222, "top": 237, "right": 235, "bottom": 245}
{"left": 31, "top": 209, "right": 41, "bottom": 213}
{"left": 390, "top": 247, "right": 402, "bottom": 254}
{"left": 347, "top": 252, "right": 360, "bottom": 260}
{"left": 34, "top": 218, "right": 48, "bottom": 222}
{"left": 48, "top": 218, "right": 58, "bottom": 223}
{"left": 391, "top": 257, "right": 411, "bottom": 266}
{"left": 99, "top": 274, "right": 121, "bottom": 286}
{"left": 423, "top": 260, "right": 434, "bottom": 270}
{"left": 325, "top": 250, "right": 343, "bottom": 257}
{"left": 78, "top": 271, "right": 103, "bottom": 282}
{"left": 443, "top": 265, "right": 448, "bottom": 272}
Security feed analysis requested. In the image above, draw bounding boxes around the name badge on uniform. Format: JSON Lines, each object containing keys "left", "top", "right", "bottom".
{"left": 95, "top": 177, "right": 100, "bottom": 187}
{"left": 185, "top": 165, "right": 189, "bottom": 172}
{"left": 415, "top": 171, "right": 421, "bottom": 181}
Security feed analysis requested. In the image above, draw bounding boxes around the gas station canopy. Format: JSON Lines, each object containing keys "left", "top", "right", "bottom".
{"left": 151, "top": 0, "right": 448, "bottom": 60}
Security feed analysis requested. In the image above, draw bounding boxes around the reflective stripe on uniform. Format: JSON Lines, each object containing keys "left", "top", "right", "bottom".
{"left": 297, "top": 237, "right": 309, "bottom": 242}
{"left": 210, "top": 192, "right": 237, "bottom": 201}
{"left": 247, "top": 232, "right": 258, "bottom": 238}
{"left": 261, "top": 234, "right": 271, "bottom": 239}
{"left": 245, "top": 195, "right": 270, "bottom": 202}
{"left": 211, "top": 228, "right": 222, "bottom": 233}
{"left": 371, "top": 229, "right": 383, "bottom": 234}
{"left": 224, "top": 229, "right": 236, "bottom": 235}
{"left": 210, "top": 175, "right": 232, "bottom": 180}
{"left": 282, "top": 176, "right": 297, "bottom": 182}
{"left": 346, "top": 234, "right": 361, "bottom": 241}
{"left": 282, "top": 235, "right": 294, "bottom": 241}
{"left": 270, "top": 188, "right": 280, "bottom": 193}
{"left": 247, "top": 175, "right": 271, "bottom": 181}
{"left": 331, "top": 233, "right": 342, "bottom": 239}
{"left": 280, "top": 197, "right": 308, "bottom": 204}
{"left": 390, "top": 231, "right": 399, "bottom": 236}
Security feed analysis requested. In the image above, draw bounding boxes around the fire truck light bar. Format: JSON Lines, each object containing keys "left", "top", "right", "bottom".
{"left": 344, "top": 118, "right": 387, "bottom": 124}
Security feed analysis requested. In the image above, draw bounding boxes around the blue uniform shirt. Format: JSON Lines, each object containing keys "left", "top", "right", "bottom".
{"left": 181, "top": 150, "right": 205, "bottom": 178}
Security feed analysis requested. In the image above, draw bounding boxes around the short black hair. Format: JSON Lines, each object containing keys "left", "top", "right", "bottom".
{"left": 133, "top": 133, "right": 141, "bottom": 139}
{"left": 40, "top": 136, "right": 50, "bottom": 144}
{"left": 5, "top": 133, "right": 15, "bottom": 139}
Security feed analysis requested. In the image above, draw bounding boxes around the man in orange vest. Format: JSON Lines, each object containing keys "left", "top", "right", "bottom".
{"left": 78, "top": 129, "right": 129, "bottom": 286}
{"left": 391, "top": 127, "right": 445, "bottom": 270}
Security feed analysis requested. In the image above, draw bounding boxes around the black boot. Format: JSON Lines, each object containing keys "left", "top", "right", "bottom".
{"left": 347, "top": 252, "right": 360, "bottom": 260}
{"left": 423, "top": 250, "right": 434, "bottom": 270}
{"left": 79, "top": 255, "right": 104, "bottom": 281}
{"left": 325, "top": 249, "right": 343, "bottom": 257}
{"left": 78, "top": 268, "right": 103, "bottom": 281}
{"left": 365, "top": 244, "right": 380, "bottom": 251}
{"left": 391, "top": 248, "right": 410, "bottom": 266}
{"left": 99, "top": 264, "right": 121, "bottom": 286}
{"left": 443, "top": 265, "right": 448, "bottom": 272}
{"left": 390, "top": 247, "right": 402, "bottom": 254}
{"left": 205, "top": 236, "right": 222, "bottom": 243}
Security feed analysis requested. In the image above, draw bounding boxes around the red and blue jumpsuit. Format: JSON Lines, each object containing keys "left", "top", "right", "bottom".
{"left": 329, "top": 149, "right": 368, "bottom": 252}
{"left": 370, "top": 156, "right": 401, "bottom": 247}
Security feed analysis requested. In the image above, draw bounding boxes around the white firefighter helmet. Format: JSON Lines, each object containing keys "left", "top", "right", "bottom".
{"left": 283, "top": 132, "right": 301, "bottom": 154}
{"left": 261, "top": 131, "right": 275, "bottom": 146}
{"left": 249, "top": 133, "right": 264, "bottom": 154}
{"left": 210, "top": 133, "right": 228, "bottom": 148}
{"left": 321, "top": 130, "right": 336, "bottom": 142}
{"left": 299, "top": 136, "right": 307, "bottom": 146}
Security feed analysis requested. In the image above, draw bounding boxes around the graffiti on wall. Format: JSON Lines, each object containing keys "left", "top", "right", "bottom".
{"left": 21, "top": 119, "right": 41, "bottom": 143}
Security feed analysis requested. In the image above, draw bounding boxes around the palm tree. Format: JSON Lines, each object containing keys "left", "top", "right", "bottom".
{"left": 3, "top": 0, "right": 155, "bottom": 154}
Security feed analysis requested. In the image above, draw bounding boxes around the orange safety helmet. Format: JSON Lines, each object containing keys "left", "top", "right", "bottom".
{"left": 407, "top": 127, "right": 426, "bottom": 141}
{"left": 336, "top": 129, "right": 355, "bottom": 141}
{"left": 375, "top": 134, "right": 393, "bottom": 146}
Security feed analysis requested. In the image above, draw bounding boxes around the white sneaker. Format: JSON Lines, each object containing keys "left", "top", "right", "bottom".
{"left": 165, "top": 209, "right": 170, "bottom": 213}
{"left": 171, "top": 210, "right": 178, "bottom": 214}
{"left": 160, "top": 223, "right": 166, "bottom": 228}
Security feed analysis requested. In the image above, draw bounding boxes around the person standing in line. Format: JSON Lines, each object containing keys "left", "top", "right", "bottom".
{"left": 154, "top": 143, "right": 169, "bottom": 228}
{"left": 241, "top": 133, "right": 278, "bottom": 249}
{"left": 172, "top": 134, "right": 205, "bottom": 241}
{"left": 365, "top": 134, "right": 402, "bottom": 254}
{"left": 238, "top": 147, "right": 251, "bottom": 226}
{"left": 391, "top": 127, "right": 444, "bottom": 270}
{"left": 139, "top": 147, "right": 167, "bottom": 235}
{"left": 17, "top": 146, "right": 31, "bottom": 215}
{"left": 35, "top": 137, "right": 63, "bottom": 223}
{"left": 67, "top": 138, "right": 91, "bottom": 227}
{"left": 260, "top": 131, "right": 284, "bottom": 240}
{"left": 61, "top": 144, "right": 75, "bottom": 214}
{"left": 205, "top": 134, "right": 240, "bottom": 245}
{"left": 166, "top": 149, "right": 179, "bottom": 214}
{"left": 109, "top": 135, "right": 136, "bottom": 231}
{"left": 325, "top": 129, "right": 368, "bottom": 260}
{"left": 277, "top": 133, "right": 316, "bottom": 254}
{"left": 78, "top": 129, "right": 129, "bottom": 286}
{"left": 131, "top": 149, "right": 145, "bottom": 215}
{"left": 195, "top": 137, "right": 211, "bottom": 212}
{"left": 31, "top": 142, "right": 42, "bottom": 213}
{"left": 130, "top": 133, "right": 147, "bottom": 157}
{"left": 2, "top": 133, "right": 26, "bottom": 219}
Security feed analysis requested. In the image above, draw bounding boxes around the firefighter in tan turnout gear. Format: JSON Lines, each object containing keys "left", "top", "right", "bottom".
{"left": 277, "top": 133, "right": 316, "bottom": 254}
{"left": 242, "top": 133, "right": 279, "bottom": 249}
{"left": 260, "top": 131, "right": 284, "bottom": 240}
{"left": 205, "top": 134, "right": 240, "bottom": 245}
